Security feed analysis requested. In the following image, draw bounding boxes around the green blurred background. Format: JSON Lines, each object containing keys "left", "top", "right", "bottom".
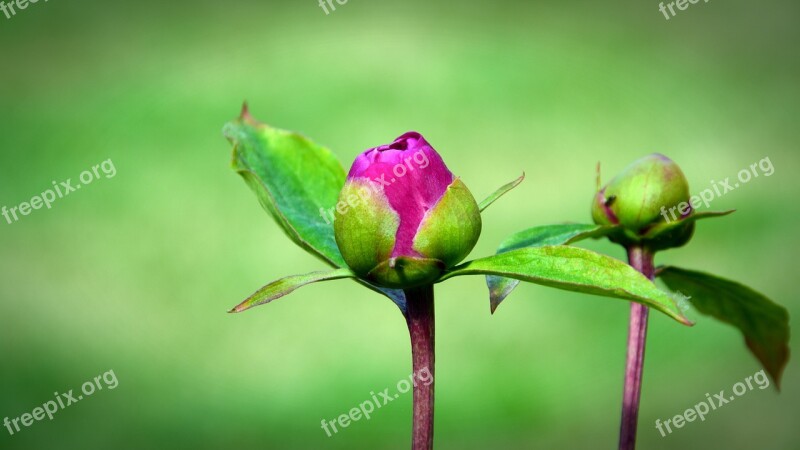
{"left": 1, "top": 0, "right": 798, "bottom": 448}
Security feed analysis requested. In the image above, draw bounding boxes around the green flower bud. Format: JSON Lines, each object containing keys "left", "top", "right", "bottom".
{"left": 592, "top": 154, "right": 694, "bottom": 250}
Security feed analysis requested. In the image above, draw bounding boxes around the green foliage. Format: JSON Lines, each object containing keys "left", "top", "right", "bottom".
{"left": 658, "top": 266, "right": 790, "bottom": 386}
{"left": 224, "top": 106, "right": 347, "bottom": 267}
{"left": 231, "top": 269, "right": 355, "bottom": 313}
{"left": 224, "top": 113, "right": 697, "bottom": 326}
{"left": 224, "top": 107, "right": 408, "bottom": 311}
{"left": 486, "top": 224, "right": 617, "bottom": 310}
{"left": 443, "top": 246, "right": 692, "bottom": 324}
{"left": 478, "top": 173, "right": 525, "bottom": 212}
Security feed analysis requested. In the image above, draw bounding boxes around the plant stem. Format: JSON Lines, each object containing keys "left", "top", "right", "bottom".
{"left": 404, "top": 285, "right": 435, "bottom": 450}
{"left": 618, "top": 245, "right": 655, "bottom": 450}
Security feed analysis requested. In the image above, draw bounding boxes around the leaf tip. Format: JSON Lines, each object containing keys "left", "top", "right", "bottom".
{"left": 595, "top": 161, "right": 602, "bottom": 191}
{"left": 479, "top": 173, "right": 526, "bottom": 212}
{"left": 238, "top": 101, "right": 264, "bottom": 128}
{"left": 239, "top": 101, "right": 251, "bottom": 121}
{"left": 766, "top": 365, "right": 785, "bottom": 392}
{"left": 229, "top": 302, "right": 248, "bottom": 314}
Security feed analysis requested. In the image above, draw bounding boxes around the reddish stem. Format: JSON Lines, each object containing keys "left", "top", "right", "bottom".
{"left": 404, "top": 285, "right": 435, "bottom": 450}
{"left": 618, "top": 246, "right": 655, "bottom": 450}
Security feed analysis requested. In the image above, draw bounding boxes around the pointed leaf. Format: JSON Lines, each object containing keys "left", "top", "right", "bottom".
{"left": 657, "top": 266, "right": 789, "bottom": 387}
{"left": 224, "top": 106, "right": 406, "bottom": 312}
{"left": 224, "top": 106, "right": 347, "bottom": 267}
{"left": 487, "top": 224, "right": 619, "bottom": 311}
{"left": 642, "top": 210, "right": 735, "bottom": 239}
{"left": 478, "top": 173, "right": 525, "bottom": 212}
{"left": 230, "top": 269, "right": 356, "bottom": 313}
{"left": 441, "top": 246, "right": 692, "bottom": 324}
{"left": 496, "top": 223, "right": 619, "bottom": 253}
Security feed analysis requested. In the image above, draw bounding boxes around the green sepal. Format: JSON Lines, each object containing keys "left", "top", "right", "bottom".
{"left": 367, "top": 257, "right": 445, "bottom": 289}
{"left": 643, "top": 210, "right": 735, "bottom": 239}
{"left": 333, "top": 179, "right": 399, "bottom": 277}
{"left": 602, "top": 211, "right": 735, "bottom": 251}
{"left": 413, "top": 178, "right": 482, "bottom": 268}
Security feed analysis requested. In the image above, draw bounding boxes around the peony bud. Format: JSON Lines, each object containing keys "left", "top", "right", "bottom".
{"left": 334, "top": 132, "right": 481, "bottom": 288}
{"left": 592, "top": 153, "right": 694, "bottom": 249}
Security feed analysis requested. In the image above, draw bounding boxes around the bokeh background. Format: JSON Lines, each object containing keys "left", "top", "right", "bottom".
{"left": 1, "top": 0, "right": 798, "bottom": 448}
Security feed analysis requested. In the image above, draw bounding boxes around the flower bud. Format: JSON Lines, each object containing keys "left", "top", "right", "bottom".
{"left": 334, "top": 132, "right": 482, "bottom": 288}
{"left": 592, "top": 154, "right": 694, "bottom": 249}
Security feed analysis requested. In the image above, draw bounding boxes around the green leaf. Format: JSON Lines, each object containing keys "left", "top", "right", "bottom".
{"left": 224, "top": 106, "right": 347, "bottom": 267}
{"left": 230, "top": 268, "right": 356, "bottom": 313}
{"left": 223, "top": 106, "right": 407, "bottom": 312}
{"left": 487, "top": 224, "right": 618, "bottom": 311}
{"left": 642, "top": 210, "right": 735, "bottom": 240}
{"left": 478, "top": 173, "right": 525, "bottom": 212}
{"left": 441, "top": 246, "right": 692, "bottom": 325}
{"left": 496, "top": 223, "right": 618, "bottom": 253}
{"left": 657, "top": 266, "right": 790, "bottom": 387}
